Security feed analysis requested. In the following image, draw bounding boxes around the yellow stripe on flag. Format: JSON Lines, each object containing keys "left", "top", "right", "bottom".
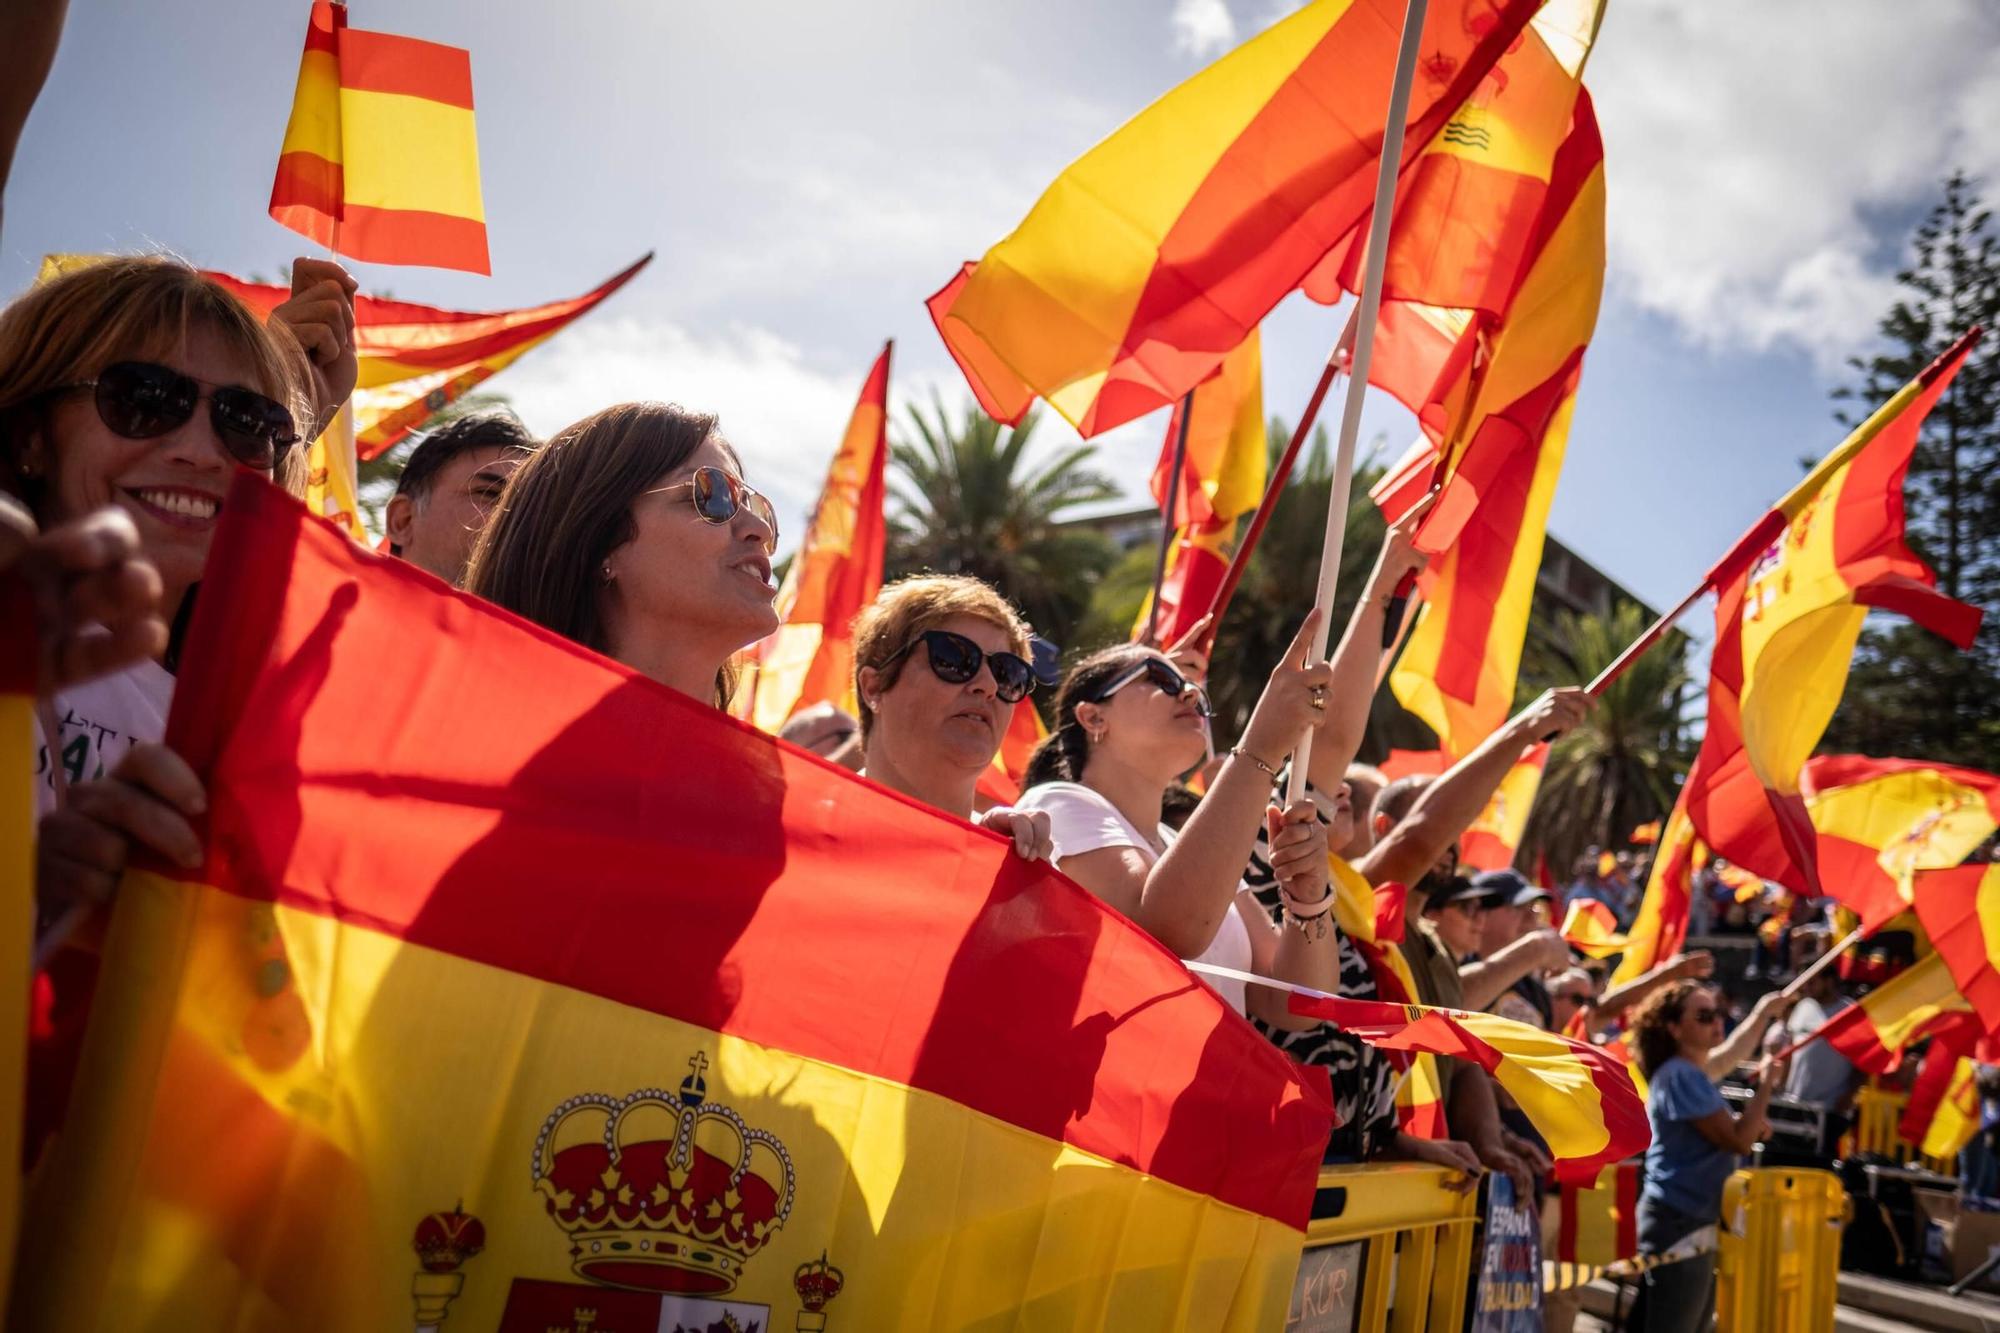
{"left": 336, "top": 89, "right": 485, "bottom": 220}
{"left": 276, "top": 50, "right": 342, "bottom": 163}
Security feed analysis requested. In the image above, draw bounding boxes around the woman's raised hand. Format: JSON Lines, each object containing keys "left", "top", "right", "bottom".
{"left": 1237, "top": 608, "right": 1333, "bottom": 767}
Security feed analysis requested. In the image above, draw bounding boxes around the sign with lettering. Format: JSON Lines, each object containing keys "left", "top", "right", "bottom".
{"left": 1287, "top": 1239, "right": 1365, "bottom": 1333}
{"left": 1472, "top": 1174, "right": 1543, "bottom": 1331}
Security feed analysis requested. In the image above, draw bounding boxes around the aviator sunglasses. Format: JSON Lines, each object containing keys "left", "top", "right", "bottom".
{"left": 1088, "top": 657, "right": 1212, "bottom": 719}
{"left": 51, "top": 361, "right": 300, "bottom": 470}
{"left": 879, "top": 629, "right": 1036, "bottom": 704}
{"left": 649, "top": 466, "right": 779, "bottom": 555}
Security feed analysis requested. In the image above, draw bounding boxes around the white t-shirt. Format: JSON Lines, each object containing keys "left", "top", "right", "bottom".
{"left": 33, "top": 660, "right": 175, "bottom": 815}
{"left": 1016, "top": 781, "right": 1257, "bottom": 1016}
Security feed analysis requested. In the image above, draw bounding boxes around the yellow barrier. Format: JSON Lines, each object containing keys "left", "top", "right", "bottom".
{"left": 1847, "top": 1086, "right": 1960, "bottom": 1174}
{"left": 1715, "top": 1167, "right": 1849, "bottom": 1333}
{"left": 1288, "top": 1163, "right": 1479, "bottom": 1333}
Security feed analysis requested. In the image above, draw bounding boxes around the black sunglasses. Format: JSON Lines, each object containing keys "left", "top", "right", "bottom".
{"left": 881, "top": 629, "right": 1035, "bottom": 704}
{"left": 649, "top": 466, "right": 778, "bottom": 555}
{"left": 52, "top": 361, "right": 299, "bottom": 470}
{"left": 1089, "top": 657, "right": 1212, "bottom": 719}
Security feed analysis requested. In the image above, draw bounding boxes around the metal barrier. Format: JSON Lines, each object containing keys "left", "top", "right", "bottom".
{"left": 1847, "top": 1086, "right": 1960, "bottom": 1174}
{"left": 1715, "top": 1167, "right": 1849, "bottom": 1332}
{"left": 1288, "top": 1163, "right": 1479, "bottom": 1332}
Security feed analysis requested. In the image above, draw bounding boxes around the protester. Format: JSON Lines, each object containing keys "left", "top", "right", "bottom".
{"left": 1555, "top": 951, "right": 1716, "bottom": 1040}
{"left": 0, "top": 495, "right": 165, "bottom": 692}
{"left": 1018, "top": 611, "right": 1341, "bottom": 1027}
{"left": 1471, "top": 868, "right": 1556, "bottom": 1028}
{"left": 1, "top": 255, "right": 341, "bottom": 914}
{"left": 1337, "top": 761, "right": 1387, "bottom": 859}
{"left": 778, "top": 701, "right": 862, "bottom": 770}
{"left": 1779, "top": 949, "right": 1862, "bottom": 1144}
{"left": 850, "top": 573, "right": 1051, "bottom": 858}
{"left": 1630, "top": 980, "right": 1795, "bottom": 1332}
{"left": 384, "top": 411, "right": 537, "bottom": 585}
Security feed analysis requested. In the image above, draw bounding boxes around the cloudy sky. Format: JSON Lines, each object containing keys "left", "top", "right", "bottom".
{"left": 8, "top": 0, "right": 1999, "bottom": 631}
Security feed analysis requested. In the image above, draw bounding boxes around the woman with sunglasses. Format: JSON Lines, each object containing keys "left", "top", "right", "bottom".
{"left": 466, "top": 401, "right": 782, "bottom": 705}
{"left": 1, "top": 255, "right": 346, "bottom": 898}
{"left": 849, "top": 574, "right": 1052, "bottom": 859}
{"left": 1016, "top": 613, "right": 1341, "bottom": 1025}
{"left": 1628, "top": 979, "right": 1795, "bottom": 1332}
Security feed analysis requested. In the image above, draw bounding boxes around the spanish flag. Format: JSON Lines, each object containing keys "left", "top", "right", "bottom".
{"left": 1911, "top": 862, "right": 2000, "bottom": 1033}
{"left": 1459, "top": 742, "right": 1548, "bottom": 872}
{"left": 1899, "top": 1021, "right": 1987, "bottom": 1161}
{"left": 927, "top": 0, "right": 1542, "bottom": 437}
{"left": 1136, "top": 332, "right": 1267, "bottom": 644}
{"left": 1561, "top": 899, "right": 1629, "bottom": 961}
{"left": 1684, "top": 331, "right": 1984, "bottom": 893}
{"left": 1630, "top": 820, "right": 1662, "bottom": 846}
{"left": 734, "top": 344, "right": 892, "bottom": 731}
{"left": 13, "top": 477, "right": 1332, "bottom": 1332}
{"left": 1283, "top": 993, "right": 1648, "bottom": 1182}
{"left": 1811, "top": 952, "right": 1972, "bottom": 1075}
{"left": 270, "top": 0, "right": 489, "bottom": 273}
{"left": 1612, "top": 788, "right": 1700, "bottom": 986}
{"left": 1555, "top": 1161, "right": 1640, "bottom": 1267}
{"left": 1803, "top": 754, "right": 2000, "bottom": 932}
{"left": 0, "top": 574, "right": 35, "bottom": 1304}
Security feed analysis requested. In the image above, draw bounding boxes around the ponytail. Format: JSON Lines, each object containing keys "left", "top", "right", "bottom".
{"left": 1023, "top": 721, "right": 1089, "bottom": 788}
{"left": 1021, "top": 643, "right": 1154, "bottom": 795}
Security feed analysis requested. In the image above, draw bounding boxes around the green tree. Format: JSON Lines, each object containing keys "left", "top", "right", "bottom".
{"left": 1822, "top": 169, "right": 2000, "bottom": 769}
{"left": 887, "top": 394, "right": 1119, "bottom": 649}
{"left": 1516, "top": 602, "right": 1692, "bottom": 876}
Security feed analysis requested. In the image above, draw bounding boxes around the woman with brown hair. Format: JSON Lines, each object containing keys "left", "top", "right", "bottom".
{"left": 1628, "top": 979, "right": 1794, "bottom": 1332}
{"left": 464, "top": 401, "right": 781, "bottom": 704}
{"left": 2, "top": 253, "right": 352, "bottom": 914}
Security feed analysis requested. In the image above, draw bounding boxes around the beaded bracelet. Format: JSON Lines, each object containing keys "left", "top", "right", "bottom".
{"left": 1280, "top": 884, "right": 1333, "bottom": 939}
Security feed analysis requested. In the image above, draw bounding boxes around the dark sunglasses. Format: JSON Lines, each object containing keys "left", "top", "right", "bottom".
{"left": 650, "top": 465, "right": 778, "bottom": 555}
{"left": 1089, "top": 657, "right": 1212, "bottom": 719}
{"left": 52, "top": 361, "right": 299, "bottom": 470}
{"left": 881, "top": 629, "right": 1035, "bottom": 704}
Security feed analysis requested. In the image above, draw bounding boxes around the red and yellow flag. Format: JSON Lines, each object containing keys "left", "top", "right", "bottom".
{"left": 1803, "top": 755, "right": 2000, "bottom": 931}
{"left": 1136, "top": 332, "right": 1267, "bottom": 644}
{"left": 1630, "top": 820, "right": 1662, "bottom": 846}
{"left": 1459, "top": 741, "right": 1548, "bottom": 872}
{"left": 1284, "top": 994, "right": 1647, "bottom": 1182}
{"left": 927, "top": 0, "right": 1543, "bottom": 437}
{"left": 1555, "top": 1161, "right": 1639, "bottom": 1267}
{"left": 1911, "top": 863, "right": 2000, "bottom": 1034}
{"left": 975, "top": 699, "right": 1048, "bottom": 808}
{"left": 1812, "top": 952, "right": 1972, "bottom": 1075}
{"left": 1685, "top": 331, "right": 1985, "bottom": 893}
{"left": 1612, "top": 788, "right": 1700, "bottom": 986}
{"left": 1899, "top": 1021, "right": 1986, "bottom": 1161}
{"left": 1380, "top": 747, "right": 1448, "bottom": 781}
{"left": 1561, "top": 899, "right": 1629, "bottom": 961}
{"left": 1381, "top": 92, "right": 1606, "bottom": 757}
{"left": 270, "top": 0, "right": 489, "bottom": 273}
{"left": 14, "top": 478, "right": 1332, "bottom": 1332}
{"left": 734, "top": 344, "right": 892, "bottom": 731}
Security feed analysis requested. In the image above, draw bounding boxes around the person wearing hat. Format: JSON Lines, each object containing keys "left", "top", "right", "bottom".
{"left": 1474, "top": 868, "right": 1559, "bottom": 1029}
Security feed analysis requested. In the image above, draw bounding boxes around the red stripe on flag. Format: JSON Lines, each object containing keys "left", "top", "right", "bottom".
{"left": 336, "top": 26, "right": 475, "bottom": 108}
{"left": 317, "top": 202, "right": 490, "bottom": 274}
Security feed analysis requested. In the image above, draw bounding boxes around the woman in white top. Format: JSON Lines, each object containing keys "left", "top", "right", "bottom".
{"left": 1017, "top": 612, "right": 1340, "bottom": 1025}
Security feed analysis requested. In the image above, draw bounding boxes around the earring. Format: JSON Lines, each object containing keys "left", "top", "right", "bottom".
{"left": 600, "top": 562, "right": 615, "bottom": 583}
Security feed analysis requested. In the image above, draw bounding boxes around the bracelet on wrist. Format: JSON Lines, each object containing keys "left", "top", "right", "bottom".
{"left": 1229, "top": 746, "right": 1281, "bottom": 782}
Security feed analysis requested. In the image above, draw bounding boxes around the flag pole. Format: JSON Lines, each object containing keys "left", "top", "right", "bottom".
{"left": 1144, "top": 391, "right": 1196, "bottom": 644}
{"left": 1582, "top": 581, "right": 1712, "bottom": 697}
{"left": 1767, "top": 925, "right": 1871, "bottom": 1063}
{"left": 1195, "top": 304, "right": 1360, "bottom": 651}
{"left": 1287, "top": 0, "right": 1431, "bottom": 805}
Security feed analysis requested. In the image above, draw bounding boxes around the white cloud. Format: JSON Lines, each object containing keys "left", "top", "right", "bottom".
{"left": 1171, "top": 0, "right": 1238, "bottom": 57}
{"left": 1591, "top": 1, "right": 2000, "bottom": 366}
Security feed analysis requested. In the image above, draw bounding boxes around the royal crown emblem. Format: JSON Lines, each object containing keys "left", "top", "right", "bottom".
{"left": 534, "top": 1054, "right": 796, "bottom": 1295}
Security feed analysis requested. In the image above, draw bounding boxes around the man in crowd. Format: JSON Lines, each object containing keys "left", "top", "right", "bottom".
{"left": 1779, "top": 940, "right": 1862, "bottom": 1150}
{"left": 384, "top": 412, "right": 538, "bottom": 585}
{"left": 1473, "top": 868, "right": 1557, "bottom": 1029}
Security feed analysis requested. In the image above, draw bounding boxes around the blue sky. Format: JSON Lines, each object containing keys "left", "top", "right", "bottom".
{"left": 8, "top": 0, "right": 1999, "bottom": 638}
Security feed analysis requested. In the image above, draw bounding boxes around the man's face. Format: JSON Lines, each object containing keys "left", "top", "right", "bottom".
{"left": 389, "top": 446, "right": 526, "bottom": 585}
{"left": 1431, "top": 898, "right": 1487, "bottom": 957}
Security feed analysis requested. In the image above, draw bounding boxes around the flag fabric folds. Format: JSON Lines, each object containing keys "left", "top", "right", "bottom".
{"left": 1911, "top": 863, "right": 2000, "bottom": 1034}
{"left": 1812, "top": 953, "right": 1972, "bottom": 1075}
{"left": 1612, "top": 790, "right": 1699, "bottom": 986}
{"left": 735, "top": 344, "right": 892, "bottom": 731}
{"left": 1899, "top": 1022, "right": 1985, "bottom": 1161}
{"left": 1803, "top": 755, "right": 2000, "bottom": 931}
{"left": 13, "top": 478, "right": 1333, "bottom": 1332}
{"left": 270, "top": 0, "right": 488, "bottom": 273}
{"left": 1459, "top": 741, "right": 1548, "bottom": 872}
{"left": 1284, "top": 993, "right": 1646, "bottom": 1182}
{"left": 1561, "top": 900, "right": 1629, "bottom": 961}
{"left": 927, "top": 0, "right": 1543, "bottom": 437}
{"left": 1554, "top": 1161, "right": 1639, "bottom": 1267}
{"left": 1684, "top": 331, "right": 1985, "bottom": 893}
{"left": 1136, "top": 332, "right": 1267, "bottom": 644}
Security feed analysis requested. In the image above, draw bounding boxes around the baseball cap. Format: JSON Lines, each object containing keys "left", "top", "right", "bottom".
{"left": 1472, "top": 868, "right": 1551, "bottom": 908}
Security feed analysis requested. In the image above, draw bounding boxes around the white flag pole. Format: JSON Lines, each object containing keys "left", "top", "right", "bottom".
{"left": 1287, "top": 0, "right": 1431, "bottom": 805}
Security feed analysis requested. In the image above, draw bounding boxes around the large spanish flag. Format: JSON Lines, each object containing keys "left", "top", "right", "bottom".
{"left": 1459, "top": 741, "right": 1548, "bottom": 872}
{"left": 1611, "top": 787, "right": 1700, "bottom": 986}
{"left": 734, "top": 344, "right": 891, "bottom": 731}
{"left": 12, "top": 478, "right": 1332, "bottom": 1332}
{"left": 1685, "top": 331, "right": 1984, "bottom": 893}
{"left": 270, "top": 0, "right": 490, "bottom": 273}
{"left": 1802, "top": 755, "right": 2000, "bottom": 932}
{"left": 0, "top": 575, "right": 35, "bottom": 1304}
{"left": 1810, "top": 952, "right": 1972, "bottom": 1075}
{"left": 927, "top": 0, "right": 1543, "bottom": 437}
{"left": 1136, "top": 332, "right": 1267, "bottom": 643}
{"left": 1911, "top": 863, "right": 2000, "bottom": 1034}
{"left": 1284, "top": 993, "right": 1647, "bottom": 1182}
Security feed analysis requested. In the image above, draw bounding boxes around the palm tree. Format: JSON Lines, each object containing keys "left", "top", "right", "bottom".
{"left": 1517, "top": 602, "right": 1694, "bottom": 875}
{"left": 888, "top": 393, "right": 1121, "bottom": 648}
